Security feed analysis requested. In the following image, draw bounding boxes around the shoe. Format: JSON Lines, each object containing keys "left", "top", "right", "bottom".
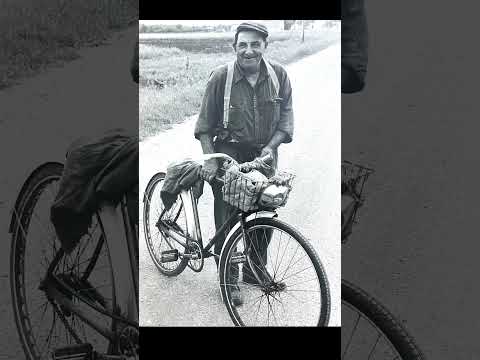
{"left": 243, "top": 272, "right": 286, "bottom": 290}
{"left": 230, "top": 286, "right": 244, "bottom": 307}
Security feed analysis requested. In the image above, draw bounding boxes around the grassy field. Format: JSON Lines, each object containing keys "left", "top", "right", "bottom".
{"left": 0, "top": 0, "right": 138, "bottom": 89}
{"left": 139, "top": 28, "right": 340, "bottom": 140}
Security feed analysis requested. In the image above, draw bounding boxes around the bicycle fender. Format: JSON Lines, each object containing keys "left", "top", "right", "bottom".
{"left": 8, "top": 162, "right": 64, "bottom": 234}
{"left": 221, "top": 210, "right": 277, "bottom": 249}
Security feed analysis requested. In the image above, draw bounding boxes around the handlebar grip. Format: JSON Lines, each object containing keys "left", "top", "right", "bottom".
{"left": 259, "top": 154, "right": 271, "bottom": 162}
{"left": 212, "top": 176, "right": 224, "bottom": 185}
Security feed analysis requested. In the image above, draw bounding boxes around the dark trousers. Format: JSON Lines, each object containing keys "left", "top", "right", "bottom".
{"left": 212, "top": 141, "right": 274, "bottom": 283}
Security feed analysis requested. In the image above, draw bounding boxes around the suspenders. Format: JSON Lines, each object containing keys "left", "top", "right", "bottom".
{"left": 223, "top": 58, "right": 280, "bottom": 130}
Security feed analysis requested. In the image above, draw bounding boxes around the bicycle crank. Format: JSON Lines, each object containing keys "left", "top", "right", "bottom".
{"left": 186, "top": 241, "right": 204, "bottom": 272}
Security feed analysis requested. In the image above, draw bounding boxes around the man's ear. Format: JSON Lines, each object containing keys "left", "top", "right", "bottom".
{"left": 264, "top": 40, "right": 268, "bottom": 49}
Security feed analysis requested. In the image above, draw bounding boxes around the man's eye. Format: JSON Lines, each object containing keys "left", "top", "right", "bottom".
{"left": 238, "top": 43, "right": 247, "bottom": 48}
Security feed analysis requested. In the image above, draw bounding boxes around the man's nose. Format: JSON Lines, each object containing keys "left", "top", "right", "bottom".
{"left": 244, "top": 46, "right": 255, "bottom": 55}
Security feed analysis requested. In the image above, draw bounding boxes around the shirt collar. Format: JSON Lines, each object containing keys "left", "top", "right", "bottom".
{"left": 233, "top": 57, "right": 269, "bottom": 84}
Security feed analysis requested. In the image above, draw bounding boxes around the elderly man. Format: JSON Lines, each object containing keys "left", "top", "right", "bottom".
{"left": 194, "top": 22, "right": 294, "bottom": 305}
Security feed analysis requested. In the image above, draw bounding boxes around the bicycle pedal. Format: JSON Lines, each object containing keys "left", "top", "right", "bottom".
{"left": 52, "top": 343, "right": 93, "bottom": 360}
{"left": 231, "top": 252, "right": 246, "bottom": 264}
{"left": 160, "top": 249, "right": 179, "bottom": 263}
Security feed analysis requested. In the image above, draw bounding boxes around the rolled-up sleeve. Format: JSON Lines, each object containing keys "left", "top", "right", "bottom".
{"left": 277, "top": 70, "right": 294, "bottom": 143}
{"left": 194, "top": 70, "right": 223, "bottom": 140}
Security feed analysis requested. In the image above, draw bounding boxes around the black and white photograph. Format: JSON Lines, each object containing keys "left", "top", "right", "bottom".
{"left": 139, "top": 19, "right": 341, "bottom": 327}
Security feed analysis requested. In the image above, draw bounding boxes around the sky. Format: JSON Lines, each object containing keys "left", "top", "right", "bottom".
{"left": 139, "top": 20, "right": 260, "bottom": 26}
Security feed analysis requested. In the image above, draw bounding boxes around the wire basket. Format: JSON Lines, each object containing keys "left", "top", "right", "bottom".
{"left": 221, "top": 165, "right": 295, "bottom": 212}
{"left": 342, "top": 161, "right": 374, "bottom": 199}
{"left": 341, "top": 161, "right": 374, "bottom": 242}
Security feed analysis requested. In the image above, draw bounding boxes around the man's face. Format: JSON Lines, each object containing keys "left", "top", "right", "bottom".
{"left": 234, "top": 31, "right": 267, "bottom": 73}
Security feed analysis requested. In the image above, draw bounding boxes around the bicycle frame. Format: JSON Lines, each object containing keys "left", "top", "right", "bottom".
{"left": 158, "top": 188, "right": 277, "bottom": 260}
{"left": 42, "top": 195, "right": 138, "bottom": 344}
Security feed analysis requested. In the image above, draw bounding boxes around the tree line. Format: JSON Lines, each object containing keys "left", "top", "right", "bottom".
{"left": 139, "top": 23, "right": 234, "bottom": 33}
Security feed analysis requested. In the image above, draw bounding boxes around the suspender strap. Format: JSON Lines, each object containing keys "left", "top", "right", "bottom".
{"left": 223, "top": 58, "right": 280, "bottom": 130}
{"left": 263, "top": 58, "right": 279, "bottom": 96}
{"left": 223, "top": 61, "right": 235, "bottom": 129}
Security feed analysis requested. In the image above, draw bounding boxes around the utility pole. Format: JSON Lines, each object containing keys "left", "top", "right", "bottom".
{"left": 301, "top": 20, "right": 305, "bottom": 43}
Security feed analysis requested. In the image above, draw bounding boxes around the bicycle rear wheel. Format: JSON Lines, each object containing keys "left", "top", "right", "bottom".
{"left": 218, "top": 217, "right": 330, "bottom": 326}
{"left": 143, "top": 172, "right": 188, "bottom": 276}
{"left": 341, "top": 280, "right": 425, "bottom": 359}
{"left": 10, "top": 163, "right": 117, "bottom": 360}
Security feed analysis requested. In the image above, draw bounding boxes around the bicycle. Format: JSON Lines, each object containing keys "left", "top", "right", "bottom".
{"left": 143, "top": 153, "right": 331, "bottom": 326}
{"left": 9, "top": 161, "right": 139, "bottom": 360}
{"left": 341, "top": 160, "right": 426, "bottom": 359}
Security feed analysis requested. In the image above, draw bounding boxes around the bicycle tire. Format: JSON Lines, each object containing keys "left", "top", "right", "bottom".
{"left": 219, "top": 217, "right": 330, "bottom": 326}
{"left": 143, "top": 172, "right": 188, "bottom": 276}
{"left": 10, "top": 163, "right": 118, "bottom": 359}
{"left": 341, "top": 280, "right": 426, "bottom": 359}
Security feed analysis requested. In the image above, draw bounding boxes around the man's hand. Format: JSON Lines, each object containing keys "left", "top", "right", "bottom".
{"left": 260, "top": 146, "right": 274, "bottom": 164}
{"left": 200, "top": 159, "right": 219, "bottom": 182}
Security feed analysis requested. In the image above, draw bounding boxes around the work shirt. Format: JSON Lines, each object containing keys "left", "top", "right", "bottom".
{"left": 194, "top": 58, "right": 294, "bottom": 147}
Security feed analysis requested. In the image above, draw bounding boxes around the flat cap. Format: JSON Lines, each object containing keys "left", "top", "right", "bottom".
{"left": 236, "top": 22, "right": 269, "bottom": 38}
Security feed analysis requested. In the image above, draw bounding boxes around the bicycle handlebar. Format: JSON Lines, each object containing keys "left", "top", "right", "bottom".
{"left": 207, "top": 153, "right": 273, "bottom": 185}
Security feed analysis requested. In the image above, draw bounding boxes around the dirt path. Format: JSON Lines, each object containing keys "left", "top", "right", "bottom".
{"left": 139, "top": 42, "right": 341, "bottom": 326}
{"left": 0, "top": 26, "right": 137, "bottom": 359}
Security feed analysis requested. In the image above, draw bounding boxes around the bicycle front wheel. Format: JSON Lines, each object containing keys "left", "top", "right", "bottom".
{"left": 218, "top": 217, "right": 331, "bottom": 326}
{"left": 342, "top": 280, "right": 425, "bottom": 359}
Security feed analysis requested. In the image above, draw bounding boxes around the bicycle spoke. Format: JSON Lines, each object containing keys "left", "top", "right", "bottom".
{"left": 29, "top": 300, "right": 50, "bottom": 317}
{"left": 237, "top": 291, "right": 267, "bottom": 315}
{"left": 342, "top": 312, "right": 361, "bottom": 359}
{"left": 367, "top": 333, "right": 381, "bottom": 360}
{"left": 283, "top": 288, "right": 321, "bottom": 294}
{"left": 30, "top": 209, "right": 56, "bottom": 247}
{"left": 277, "top": 241, "right": 301, "bottom": 282}
{"left": 277, "top": 251, "right": 310, "bottom": 281}
{"left": 269, "top": 291, "right": 287, "bottom": 316}
{"left": 282, "top": 289, "right": 321, "bottom": 306}
{"left": 266, "top": 295, "right": 280, "bottom": 326}
{"left": 274, "top": 233, "right": 290, "bottom": 281}
{"left": 41, "top": 307, "right": 57, "bottom": 358}
{"left": 247, "top": 232, "right": 270, "bottom": 280}
{"left": 73, "top": 223, "right": 100, "bottom": 272}
{"left": 279, "top": 264, "right": 315, "bottom": 284}
{"left": 253, "top": 293, "right": 266, "bottom": 325}
{"left": 64, "top": 251, "right": 108, "bottom": 274}
{"left": 266, "top": 295, "right": 271, "bottom": 326}
{"left": 273, "top": 230, "right": 283, "bottom": 279}
{"left": 31, "top": 301, "right": 51, "bottom": 336}
{"left": 259, "top": 228, "right": 275, "bottom": 274}
{"left": 284, "top": 277, "right": 320, "bottom": 288}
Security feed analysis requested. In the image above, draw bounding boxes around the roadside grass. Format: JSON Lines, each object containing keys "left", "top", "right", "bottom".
{"left": 140, "top": 29, "right": 340, "bottom": 140}
{"left": 0, "top": 0, "right": 138, "bottom": 89}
